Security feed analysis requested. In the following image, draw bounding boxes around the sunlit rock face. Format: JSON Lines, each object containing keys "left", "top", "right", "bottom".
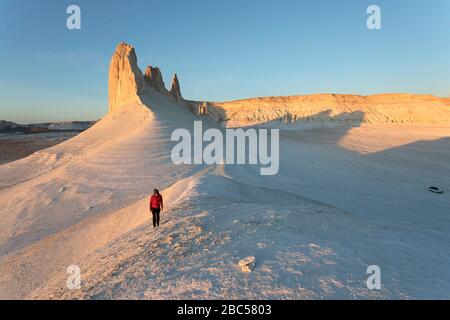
{"left": 108, "top": 42, "right": 145, "bottom": 112}
{"left": 109, "top": 42, "right": 450, "bottom": 127}
{"left": 144, "top": 66, "right": 166, "bottom": 92}
{"left": 196, "top": 94, "right": 450, "bottom": 127}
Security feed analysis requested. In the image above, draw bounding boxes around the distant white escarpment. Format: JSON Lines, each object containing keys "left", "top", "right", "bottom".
{"left": 188, "top": 94, "right": 450, "bottom": 127}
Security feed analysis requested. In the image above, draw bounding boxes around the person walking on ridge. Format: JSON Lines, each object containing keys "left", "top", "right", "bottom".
{"left": 149, "top": 188, "right": 163, "bottom": 228}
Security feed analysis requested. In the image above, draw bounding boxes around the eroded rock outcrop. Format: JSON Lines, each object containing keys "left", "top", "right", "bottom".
{"left": 170, "top": 73, "right": 183, "bottom": 101}
{"left": 144, "top": 66, "right": 166, "bottom": 92}
{"left": 108, "top": 43, "right": 185, "bottom": 112}
{"left": 202, "top": 94, "right": 450, "bottom": 127}
{"left": 107, "top": 42, "right": 450, "bottom": 127}
{"left": 108, "top": 43, "right": 145, "bottom": 112}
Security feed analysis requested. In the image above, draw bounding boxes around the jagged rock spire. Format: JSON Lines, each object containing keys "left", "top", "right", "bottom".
{"left": 144, "top": 66, "right": 166, "bottom": 92}
{"left": 170, "top": 73, "right": 182, "bottom": 100}
{"left": 108, "top": 42, "right": 145, "bottom": 112}
{"left": 108, "top": 42, "right": 185, "bottom": 111}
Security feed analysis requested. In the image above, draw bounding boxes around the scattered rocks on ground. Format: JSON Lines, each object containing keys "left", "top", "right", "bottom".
{"left": 239, "top": 256, "right": 256, "bottom": 273}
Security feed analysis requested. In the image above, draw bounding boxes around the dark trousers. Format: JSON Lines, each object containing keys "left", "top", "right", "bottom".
{"left": 151, "top": 207, "right": 161, "bottom": 227}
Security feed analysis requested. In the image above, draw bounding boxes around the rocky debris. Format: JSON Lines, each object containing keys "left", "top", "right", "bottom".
{"left": 108, "top": 42, "right": 145, "bottom": 112}
{"left": 170, "top": 73, "right": 183, "bottom": 101}
{"left": 144, "top": 66, "right": 166, "bottom": 92}
{"left": 198, "top": 102, "right": 209, "bottom": 115}
{"left": 238, "top": 256, "right": 256, "bottom": 273}
{"left": 59, "top": 186, "right": 68, "bottom": 193}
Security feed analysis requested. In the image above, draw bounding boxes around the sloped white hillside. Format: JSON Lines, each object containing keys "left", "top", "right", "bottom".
{"left": 0, "top": 43, "right": 200, "bottom": 298}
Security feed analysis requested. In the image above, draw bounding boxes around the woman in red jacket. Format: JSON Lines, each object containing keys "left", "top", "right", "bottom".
{"left": 149, "top": 188, "right": 164, "bottom": 228}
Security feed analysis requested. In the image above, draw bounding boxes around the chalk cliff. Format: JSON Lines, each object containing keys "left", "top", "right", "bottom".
{"left": 108, "top": 42, "right": 450, "bottom": 127}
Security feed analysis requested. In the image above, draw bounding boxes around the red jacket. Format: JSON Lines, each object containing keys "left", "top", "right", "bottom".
{"left": 150, "top": 194, "right": 163, "bottom": 210}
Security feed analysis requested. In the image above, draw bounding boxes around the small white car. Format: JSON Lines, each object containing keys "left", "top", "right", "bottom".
{"left": 429, "top": 186, "right": 444, "bottom": 194}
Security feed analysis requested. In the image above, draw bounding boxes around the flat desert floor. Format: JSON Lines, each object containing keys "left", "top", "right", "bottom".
{"left": 0, "top": 132, "right": 78, "bottom": 165}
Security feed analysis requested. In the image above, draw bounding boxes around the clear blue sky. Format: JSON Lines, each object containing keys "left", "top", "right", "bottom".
{"left": 0, "top": 0, "right": 449, "bottom": 123}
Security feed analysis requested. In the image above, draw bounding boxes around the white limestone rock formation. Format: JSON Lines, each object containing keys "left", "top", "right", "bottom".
{"left": 144, "top": 66, "right": 166, "bottom": 92}
{"left": 170, "top": 73, "right": 183, "bottom": 101}
{"left": 108, "top": 42, "right": 145, "bottom": 112}
{"left": 108, "top": 43, "right": 186, "bottom": 112}
{"left": 205, "top": 94, "right": 450, "bottom": 127}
